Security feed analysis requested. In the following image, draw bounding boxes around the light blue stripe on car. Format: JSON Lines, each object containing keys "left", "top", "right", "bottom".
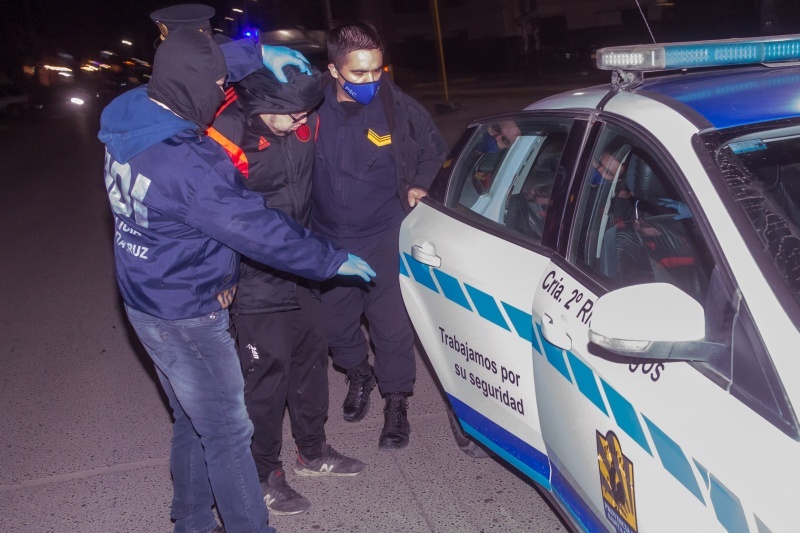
{"left": 534, "top": 322, "right": 573, "bottom": 383}
{"left": 601, "top": 379, "right": 652, "bottom": 456}
{"left": 399, "top": 253, "right": 409, "bottom": 277}
{"left": 643, "top": 416, "right": 705, "bottom": 504}
{"left": 402, "top": 252, "right": 438, "bottom": 293}
{"left": 432, "top": 269, "right": 472, "bottom": 311}
{"left": 709, "top": 474, "right": 749, "bottom": 533}
{"left": 501, "top": 302, "right": 534, "bottom": 343}
{"left": 464, "top": 283, "right": 511, "bottom": 331}
{"left": 693, "top": 459, "right": 710, "bottom": 488}
{"left": 400, "top": 253, "right": 748, "bottom": 533}
{"left": 566, "top": 352, "right": 608, "bottom": 416}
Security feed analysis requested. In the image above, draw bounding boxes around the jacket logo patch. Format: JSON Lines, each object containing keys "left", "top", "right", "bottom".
{"left": 258, "top": 137, "right": 270, "bottom": 150}
{"left": 295, "top": 124, "right": 311, "bottom": 142}
{"left": 367, "top": 129, "right": 391, "bottom": 147}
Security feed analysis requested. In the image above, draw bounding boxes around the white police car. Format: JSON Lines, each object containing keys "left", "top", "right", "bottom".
{"left": 400, "top": 35, "right": 800, "bottom": 533}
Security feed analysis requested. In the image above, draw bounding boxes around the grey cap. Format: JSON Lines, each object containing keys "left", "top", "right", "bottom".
{"left": 150, "top": 4, "right": 215, "bottom": 38}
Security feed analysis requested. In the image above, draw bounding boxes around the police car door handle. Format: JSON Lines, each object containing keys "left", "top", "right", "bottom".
{"left": 540, "top": 313, "right": 572, "bottom": 350}
{"left": 411, "top": 241, "right": 442, "bottom": 268}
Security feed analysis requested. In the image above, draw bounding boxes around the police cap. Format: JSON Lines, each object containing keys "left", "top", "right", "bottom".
{"left": 150, "top": 4, "right": 215, "bottom": 39}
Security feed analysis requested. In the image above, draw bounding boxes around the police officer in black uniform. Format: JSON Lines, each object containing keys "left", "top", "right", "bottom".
{"left": 311, "top": 21, "right": 448, "bottom": 450}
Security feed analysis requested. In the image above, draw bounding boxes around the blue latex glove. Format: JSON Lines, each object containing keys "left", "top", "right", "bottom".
{"left": 337, "top": 253, "right": 377, "bottom": 282}
{"left": 261, "top": 45, "right": 311, "bottom": 82}
{"left": 657, "top": 198, "right": 692, "bottom": 220}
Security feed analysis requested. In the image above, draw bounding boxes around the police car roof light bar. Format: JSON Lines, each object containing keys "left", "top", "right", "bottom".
{"left": 596, "top": 34, "right": 800, "bottom": 71}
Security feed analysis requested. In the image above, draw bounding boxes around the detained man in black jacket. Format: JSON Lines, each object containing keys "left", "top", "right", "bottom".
{"left": 210, "top": 67, "right": 364, "bottom": 516}
{"left": 311, "top": 22, "right": 449, "bottom": 450}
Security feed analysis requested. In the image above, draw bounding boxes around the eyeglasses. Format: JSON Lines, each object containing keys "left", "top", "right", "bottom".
{"left": 289, "top": 111, "right": 311, "bottom": 123}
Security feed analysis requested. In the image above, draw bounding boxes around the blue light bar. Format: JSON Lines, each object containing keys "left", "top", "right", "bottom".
{"left": 597, "top": 34, "right": 800, "bottom": 71}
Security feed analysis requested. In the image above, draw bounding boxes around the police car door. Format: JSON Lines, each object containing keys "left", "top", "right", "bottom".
{"left": 400, "top": 114, "right": 586, "bottom": 488}
{"left": 531, "top": 120, "right": 800, "bottom": 532}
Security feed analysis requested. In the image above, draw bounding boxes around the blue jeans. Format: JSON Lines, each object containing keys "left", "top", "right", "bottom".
{"left": 125, "top": 305, "right": 274, "bottom": 533}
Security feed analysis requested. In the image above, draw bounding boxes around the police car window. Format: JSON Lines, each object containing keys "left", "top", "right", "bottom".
{"left": 450, "top": 118, "right": 572, "bottom": 244}
{"left": 573, "top": 124, "right": 799, "bottom": 438}
{"left": 572, "top": 126, "right": 712, "bottom": 302}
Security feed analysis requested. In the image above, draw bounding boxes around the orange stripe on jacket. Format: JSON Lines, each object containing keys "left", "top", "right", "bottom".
{"left": 216, "top": 87, "right": 238, "bottom": 116}
{"left": 206, "top": 127, "right": 249, "bottom": 179}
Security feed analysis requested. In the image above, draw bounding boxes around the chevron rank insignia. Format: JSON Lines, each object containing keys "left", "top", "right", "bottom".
{"left": 367, "top": 129, "right": 392, "bottom": 146}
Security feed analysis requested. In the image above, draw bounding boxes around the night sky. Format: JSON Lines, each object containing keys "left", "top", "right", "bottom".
{"left": 2, "top": 0, "right": 799, "bottom": 80}
{"left": 0, "top": 0, "right": 328, "bottom": 73}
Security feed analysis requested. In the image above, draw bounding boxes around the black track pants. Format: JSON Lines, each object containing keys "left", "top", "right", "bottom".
{"left": 232, "top": 286, "right": 328, "bottom": 480}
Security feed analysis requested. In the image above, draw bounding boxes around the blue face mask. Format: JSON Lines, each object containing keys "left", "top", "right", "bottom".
{"left": 477, "top": 132, "right": 501, "bottom": 153}
{"left": 341, "top": 77, "right": 381, "bottom": 105}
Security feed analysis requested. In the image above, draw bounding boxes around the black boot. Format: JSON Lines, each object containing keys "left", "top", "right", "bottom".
{"left": 343, "top": 361, "right": 376, "bottom": 422}
{"left": 378, "top": 393, "right": 410, "bottom": 450}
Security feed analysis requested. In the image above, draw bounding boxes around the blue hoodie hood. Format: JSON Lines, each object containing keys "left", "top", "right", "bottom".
{"left": 98, "top": 85, "right": 197, "bottom": 163}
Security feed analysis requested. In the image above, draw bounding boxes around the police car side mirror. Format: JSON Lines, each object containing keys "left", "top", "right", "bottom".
{"left": 588, "top": 283, "right": 724, "bottom": 363}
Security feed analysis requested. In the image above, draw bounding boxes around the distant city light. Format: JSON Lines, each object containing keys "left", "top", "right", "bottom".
{"left": 232, "top": 8, "right": 243, "bottom": 13}
{"left": 44, "top": 65, "right": 72, "bottom": 72}
{"left": 121, "top": 40, "right": 133, "bottom": 46}
{"left": 225, "top": 17, "right": 234, "bottom": 21}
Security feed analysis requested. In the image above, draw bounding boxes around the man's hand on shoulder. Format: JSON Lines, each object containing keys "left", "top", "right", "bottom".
{"left": 407, "top": 187, "right": 428, "bottom": 208}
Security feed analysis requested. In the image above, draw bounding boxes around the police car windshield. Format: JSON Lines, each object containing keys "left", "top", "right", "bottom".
{"left": 714, "top": 124, "right": 800, "bottom": 305}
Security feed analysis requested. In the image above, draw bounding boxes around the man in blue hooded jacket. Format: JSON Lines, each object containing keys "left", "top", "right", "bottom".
{"left": 98, "top": 28, "right": 374, "bottom": 533}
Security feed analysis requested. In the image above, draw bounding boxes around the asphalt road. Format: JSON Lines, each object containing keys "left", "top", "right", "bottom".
{"left": 0, "top": 80, "right": 579, "bottom": 533}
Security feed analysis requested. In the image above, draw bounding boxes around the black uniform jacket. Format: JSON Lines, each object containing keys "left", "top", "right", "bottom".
{"left": 310, "top": 74, "right": 449, "bottom": 250}
{"left": 210, "top": 87, "right": 319, "bottom": 314}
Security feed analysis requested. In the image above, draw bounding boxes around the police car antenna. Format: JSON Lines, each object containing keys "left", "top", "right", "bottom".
{"left": 634, "top": 0, "right": 657, "bottom": 44}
